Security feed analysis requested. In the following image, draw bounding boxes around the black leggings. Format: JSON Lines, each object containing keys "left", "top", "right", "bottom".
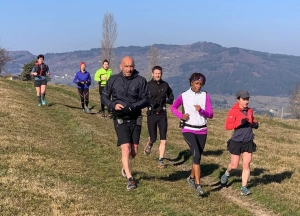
{"left": 78, "top": 88, "right": 89, "bottom": 109}
{"left": 183, "top": 133, "right": 207, "bottom": 165}
{"left": 147, "top": 113, "right": 168, "bottom": 144}
{"left": 99, "top": 86, "right": 111, "bottom": 113}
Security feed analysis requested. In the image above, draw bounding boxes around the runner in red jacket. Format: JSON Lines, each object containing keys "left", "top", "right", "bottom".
{"left": 220, "top": 90, "right": 259, "bottom": 196}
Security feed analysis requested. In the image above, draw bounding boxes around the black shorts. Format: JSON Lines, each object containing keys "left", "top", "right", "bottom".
{"left": 227, "top": 139, "right": 256, "bottom": 155}
{"left": 113, "top": 119, "right": 142, "bottom": 146}
{"left": 147, "top": 113, "right": 168, "bottom": 142}
{"left": 34, "top": 79, "right": 47, "bottom": 87}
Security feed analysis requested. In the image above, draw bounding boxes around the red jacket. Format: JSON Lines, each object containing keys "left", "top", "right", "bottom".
{"left": 225, "top": 102, "right": 257, "bottom": 130}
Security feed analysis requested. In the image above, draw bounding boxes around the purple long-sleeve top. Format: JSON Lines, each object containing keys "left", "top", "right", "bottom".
{"left": 170, "top": 91, "right": 214, "bottom": 134}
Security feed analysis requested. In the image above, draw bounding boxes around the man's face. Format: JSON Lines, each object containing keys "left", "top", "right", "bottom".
{"left": 37, "top": 57, "right": 44, "bottom": 64}
{"left": 238, "top": 98, "right": 249, "bottom": 108}
{"left": 103, "top": 62, "right": 109, "bottom": 70}
{"left": 152, "top": 69, "right": 162, "bottom": 81}
{"left": 120, "top": 58, "right": 134, "bottom": 77}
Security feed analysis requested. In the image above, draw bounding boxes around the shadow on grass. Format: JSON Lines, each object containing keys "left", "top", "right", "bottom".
{"left": 202, "top": 149, "right": 224, "bottom": 156}
{"left": 212, "top": 169, "right": 293, "bottom": 191}
{"left": 209, "top": 167, "right": 269, "bottom": 192}
{"left": 247, "top": 171, "right": 293, "bottom": 188}
{"left": 164, "top": 149, "right": 191, "bottom": 166}
{"left": 47, "top": 102, "right": 97, "bottom": 113}
{"left": 132, "top": 171, "right": 157, "bottom": 182}
{"left": 159, "top": 163, "right": 219, "bottom": 182}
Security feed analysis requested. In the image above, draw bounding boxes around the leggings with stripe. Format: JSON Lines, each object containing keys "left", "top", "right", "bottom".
{"left": 183, "top": 133, "right": 207, "bottom": 165}
{"left": 78, "top": 88, "right": 89, "bottom": 109}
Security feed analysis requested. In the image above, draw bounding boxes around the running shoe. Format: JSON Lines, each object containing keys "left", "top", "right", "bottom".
{"left": 157, "top": 159, "right": 166, "bottom": 168}
{"left": 196, "top": 185, "right": 204, "bottom": 196}
{"left": 187, "top": 176, "right": 196, "bottom": 188}
{"left": 240, "top": 186, "right": 251, "bottom": 196}
{"left": 144, "top": 139, "right": 153, "bottom": 156}
{"left": 220, "top": 172, "right": 229, "bottom": 185}
{"left": 127, "top": 177, "right": 137, "bottom": 190}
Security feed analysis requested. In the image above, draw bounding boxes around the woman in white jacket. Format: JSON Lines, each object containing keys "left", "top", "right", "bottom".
{"left": 171, "top": 73, "right": 214, "bottom": 196}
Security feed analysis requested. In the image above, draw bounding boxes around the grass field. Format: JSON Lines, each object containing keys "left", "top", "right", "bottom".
{"left": 0, "top": 78, "right": 299, "bottom": 216}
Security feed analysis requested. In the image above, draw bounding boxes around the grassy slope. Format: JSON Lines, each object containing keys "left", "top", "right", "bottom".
{"left": 0, "top": 78, "right": 299, "bottom": 216}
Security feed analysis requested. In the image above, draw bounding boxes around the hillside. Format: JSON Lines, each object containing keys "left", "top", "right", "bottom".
{"left": 5, "top": 42, "right": 300, "bottom": 97}
{"left": 1, "top": 78, "right": 300, "bottom": 215}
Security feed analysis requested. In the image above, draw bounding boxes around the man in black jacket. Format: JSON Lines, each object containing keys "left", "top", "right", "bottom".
{"left": 101, "top": 56, "right": 150, "bottom": 190}
{"left": 144, "top": 66, "right": 174, "bottom": 168}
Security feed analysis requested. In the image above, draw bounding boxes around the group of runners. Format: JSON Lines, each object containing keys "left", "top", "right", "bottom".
{"left": 30, "top": 54, "right": 259, "bottom": 196}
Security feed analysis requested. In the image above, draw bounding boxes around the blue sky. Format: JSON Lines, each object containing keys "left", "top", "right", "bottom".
{"left": 1, "top": 0, "right": 300, "bottom": 55}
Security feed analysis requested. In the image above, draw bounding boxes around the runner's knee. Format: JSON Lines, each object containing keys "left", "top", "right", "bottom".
{"left": 242, "top": 162, "right": 250, "bottom": 170}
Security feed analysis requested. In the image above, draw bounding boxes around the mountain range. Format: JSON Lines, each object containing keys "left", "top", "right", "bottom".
{"left": 5, "top": 42, "right": 300, "bottom": 97}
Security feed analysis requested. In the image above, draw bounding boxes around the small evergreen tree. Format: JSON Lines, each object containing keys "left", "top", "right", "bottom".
{"left": 21, "top": 60, "right": 35, "bottom": 81}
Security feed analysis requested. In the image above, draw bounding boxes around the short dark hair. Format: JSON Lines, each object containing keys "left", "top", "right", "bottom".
{"left": 103, "top": 59, "right": 109, "bottom": 64}
{"left": 189, "top": 73, "right": 206, "bottom": 85}
{"left": 37, "top": 54, "right": 44, "bottom": 60}
{"left": 152, "top": 66, "right": 162, "bottom": 73}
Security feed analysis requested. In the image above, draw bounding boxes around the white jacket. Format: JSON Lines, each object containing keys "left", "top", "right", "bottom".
{"left": 182, "top": 88, "right": 207, "bottom": 131}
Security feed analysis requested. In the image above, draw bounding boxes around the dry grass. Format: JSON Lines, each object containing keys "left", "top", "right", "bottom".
{"left": 0, "top": 78, "right": 299, "bottom": 215}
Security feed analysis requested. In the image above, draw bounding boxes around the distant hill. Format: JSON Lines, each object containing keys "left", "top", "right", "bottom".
{"left": 5, "top": 42, "right": 300, "bottom": 97}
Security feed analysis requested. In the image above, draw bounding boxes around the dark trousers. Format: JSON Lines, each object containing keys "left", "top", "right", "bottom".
{"left": 78, "top": 88, "right": 89, "bottom": 109}
{"left": 147, "top": 113, "right": 168, "bottom": 144}
{"left": 183, "top": 133, "right": 207, "bottom": 165}
{"left": 99, "top": 86, "right": 111, "bottom": 113}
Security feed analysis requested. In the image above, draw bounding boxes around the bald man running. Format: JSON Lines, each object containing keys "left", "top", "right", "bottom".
{"left": 101, "top": 56, "right": 150, "bottom": 190}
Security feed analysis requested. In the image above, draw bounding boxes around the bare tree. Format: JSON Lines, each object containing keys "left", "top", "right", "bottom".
{"left": 147, "top": 46, "right": 159, "bottom": 80}
{"left": 0, "top": 45, "right": 12, "bottom": 74}
{"left": 100, "top": 13, "right": 117, "bottom": 67}
{"left": 290, "top": 82, "right": 300, "bottom": 119}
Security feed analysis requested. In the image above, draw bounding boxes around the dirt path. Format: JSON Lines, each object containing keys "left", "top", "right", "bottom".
{"left": 202, "top": 176, "right": 279, "bottom": 216}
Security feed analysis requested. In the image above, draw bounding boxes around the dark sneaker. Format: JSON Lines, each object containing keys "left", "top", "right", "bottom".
{"left": 187, "top": 176, "right": 196, "bottom": 188}
{"left": 144, "top": 139, "right": 152, "bottom": 156}
{"left": 101, "top": 112, "right": 107, "bottom": 117}
{"left": 157, "top": 159, "right": 166, "bottom": 168}
{"left": 196, "top": 185, "right": 204, "bottom": 196}
{"left": 220, "top": 173, "right": 229, "bottom": 185}
{"left": 240, "top": 186, "right": 251, "bottom": 196}
{"left": 121, "top": 168, "right": 127, "bottom": 178}
{"left": 126, "top": 177, "right": 137, "bottom": 190}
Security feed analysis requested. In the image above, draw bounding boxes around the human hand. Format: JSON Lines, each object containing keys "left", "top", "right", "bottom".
{"left": 182, "top": 113, "right": 190, "bottom": 121}
{"left": 115, "top": 104, "right": 124, "bottom": 110}
{"left": 121, "top": 106, "right": 133, "bottom": 114}
{"left": 166, "top": 99, "right": 173, "bottom": 105}
{"left": 252, "top": 122, "right": 259, "bottom": 129}
{"left": 32, "top": 72, "right": 38, "bottom": 76}
{"left": 194, "top": 105, "right": 201, "bottom": 111}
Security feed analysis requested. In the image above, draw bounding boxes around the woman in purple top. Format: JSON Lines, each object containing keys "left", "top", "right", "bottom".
{"left": 73, "top": 62, "right": 92, "bottom": 113}
{"left": 170, "top": 73, "right": 213, "bottom": 196}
